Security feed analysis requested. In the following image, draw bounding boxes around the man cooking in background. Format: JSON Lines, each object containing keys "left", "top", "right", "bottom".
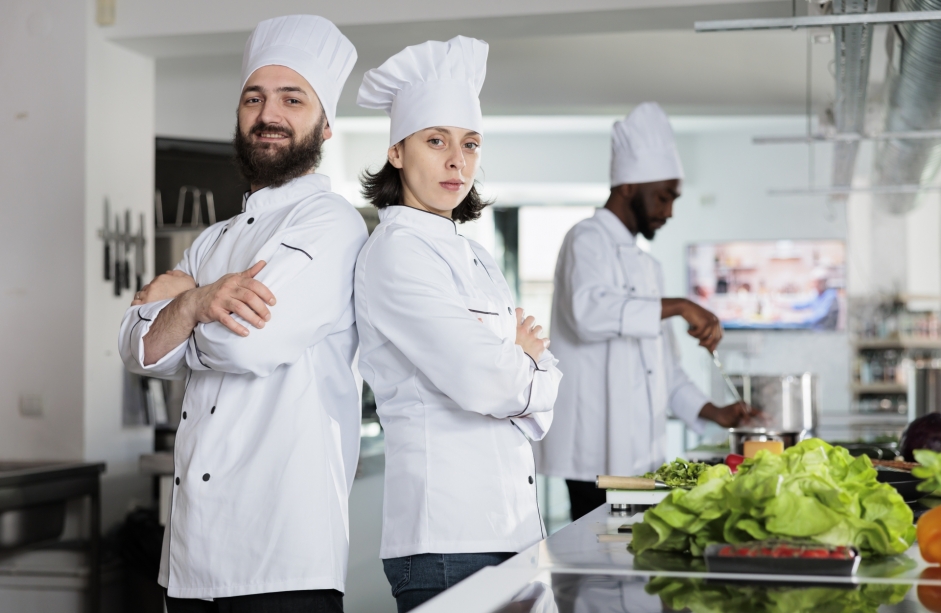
{"left": 534, "top": 102, "right": 755, "bottom": 521}
{"left": 119, "top": 15, "right": 366, "bottom": 612}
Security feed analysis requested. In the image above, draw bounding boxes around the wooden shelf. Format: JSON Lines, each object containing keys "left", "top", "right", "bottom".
{"left": 851, "top": 383, "right": 908, "bottom": 395}
{"left": 853, "top": 337, "right": 941, "bottom": 349}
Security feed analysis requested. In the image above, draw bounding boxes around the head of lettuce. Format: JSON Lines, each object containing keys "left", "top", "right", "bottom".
{"left": 631, "top": 439, "right": 916, "bottom": 558}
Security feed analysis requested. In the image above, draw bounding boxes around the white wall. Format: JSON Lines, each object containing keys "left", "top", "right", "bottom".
{"left": 84, "top": 4, "right": 156, "bottom": 527}
{"left": 0, "top": 0, "right": 86, "bottom": 460}
{"left": 0, "top": 0, "right": 155, "bottom": 529}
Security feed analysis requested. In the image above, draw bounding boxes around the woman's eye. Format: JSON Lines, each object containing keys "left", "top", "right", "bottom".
{"left": 429, "top": 138, "right": 443, "bottom": 146}
{"left": 464, "top": 142, "right": 479, "bottom": 151}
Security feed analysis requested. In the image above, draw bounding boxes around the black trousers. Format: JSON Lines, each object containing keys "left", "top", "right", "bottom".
{"left": 165, "top": 589, "right": 343, "bottom": 613}
{"left": 566, "top": 479, "right": 607, "bottom": 521}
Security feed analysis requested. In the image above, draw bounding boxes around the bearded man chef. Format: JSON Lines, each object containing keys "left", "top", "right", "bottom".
{"left": 118, "top": 15, "right": 366, "bottom": 612}
{"left": 533, "top": 103, "right": 754, "bottom": 521}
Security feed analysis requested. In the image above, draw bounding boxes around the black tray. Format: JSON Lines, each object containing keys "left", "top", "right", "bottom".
{"left": 704, "top": 542, "right": 860, "bottom": 577}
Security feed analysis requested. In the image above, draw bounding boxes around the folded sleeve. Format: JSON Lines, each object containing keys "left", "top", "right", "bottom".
{"left": 559, "top": 226, "right": 661, "bottom": 343}
{"left": 511, "top": 351, "right": 559, "bottom": 440}
{"left": 118, "top": 300, "right": 189, "bottom": 379}
{"left": 361, "top": 232, "right": 562, "bottom": 420}
{"left": 188, "top": 203, "right": 367, "bottom": 377}
{"left": 663, "top": 323, "right": 710, "bottom": 434}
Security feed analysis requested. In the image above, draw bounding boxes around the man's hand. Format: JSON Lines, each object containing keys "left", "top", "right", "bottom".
{"left": 515, "top": 308, "right": 549, "bottom": 362}
{"left": 179, "top": 261, "right": 276, "bottom": 337}
{"left": 663, "top": 299, "right": 723, "bottom": 352}
{"left": 699, "top": 401, "right": 758, "bottom": 428}
{"left": 132, "top": 270, "right": 196, "bottom": 306}
{"left": 141, "top": 261, "right": 274, "bottom": 366}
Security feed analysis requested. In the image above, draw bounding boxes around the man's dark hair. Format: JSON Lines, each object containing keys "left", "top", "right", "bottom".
{"left": 359, "top": 145, "right": 491, "bottom": 224}
{"left": 234, "top": 115, "right": 326, "bottom": 188}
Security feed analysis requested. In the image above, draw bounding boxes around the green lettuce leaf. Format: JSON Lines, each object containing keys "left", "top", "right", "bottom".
{"left": 630, "top": 439, "right": 915, "bottom": 558}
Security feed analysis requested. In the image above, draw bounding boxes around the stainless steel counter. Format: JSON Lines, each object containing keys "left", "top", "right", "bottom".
{"left": 415, "top": 505, "right": 941, "bottom": 613}
{"left": 0, "top": 461, "right": 105, "bottom": 613}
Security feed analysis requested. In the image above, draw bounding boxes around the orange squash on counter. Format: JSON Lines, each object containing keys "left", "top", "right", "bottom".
{"left": 919, "top": 567, "right": 941, "bottom": 612}
{"left": 918, "top": 506, "right": 941, "bottom": 564}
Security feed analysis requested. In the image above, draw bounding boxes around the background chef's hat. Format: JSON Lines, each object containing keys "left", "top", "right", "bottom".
{"left": 241, "top": 15, "right": 357, "bottom": 128}
{"left": 357, "top": 36, "right": 488, "bottom": 146}
{"left": 610, "top": 102, "right": 685, "bottom": 188}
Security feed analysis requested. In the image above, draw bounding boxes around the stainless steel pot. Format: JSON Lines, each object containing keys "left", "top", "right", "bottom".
{"left": 730, "top": 373, "right": 819, "bottom": 435}
{"left": 729, "top": 428, "right": 806, "bottom": 455}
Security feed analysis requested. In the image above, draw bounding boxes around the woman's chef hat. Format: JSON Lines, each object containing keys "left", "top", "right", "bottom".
{"left": 241, "top": 15, "right": 357, "bottom": 128}
{"left": 610, "top": 102, "right": 685, "bottom": 188}
{"left": 357, "top": 36, "right": 488, "bottom": 146}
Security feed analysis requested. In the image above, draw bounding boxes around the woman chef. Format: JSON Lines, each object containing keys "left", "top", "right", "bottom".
{"left": 354, "top": 36, "right": 563, "bottom": 613}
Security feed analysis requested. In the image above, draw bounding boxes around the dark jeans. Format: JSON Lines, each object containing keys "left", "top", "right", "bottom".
{"left": 165, "top": 589, "right": 343, "bottom": 613}
{"left": 566, "top": 479, "right": 607, "bottom": 521}
{"left": 383, "top": 552, "right": 514, "bottom": 613}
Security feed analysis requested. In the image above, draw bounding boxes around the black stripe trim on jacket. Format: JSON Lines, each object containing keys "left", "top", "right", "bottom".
{"left": 511, "top": 354, "right": 546, "bottom": 418}
{"left": 280, "top": 243, "right": 313, "bottom": 260}
{"left": 130, "top": 311, "right": 153, "bottom": 335}
{"left": 190, "top": 331, "right": 211, "bottom": 370}
{"left": 468, "top": 308, "right": 499, "bottom": 316}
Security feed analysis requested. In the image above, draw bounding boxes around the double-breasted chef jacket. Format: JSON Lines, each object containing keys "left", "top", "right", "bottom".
{"left": 119, "top": 174, "right": 368, "bottom": 599}
{"left": 533, "top": 207, "right": 709, "bottom": 482}
{"left": 354, "top": 205, "right": 563, "bottom": 559}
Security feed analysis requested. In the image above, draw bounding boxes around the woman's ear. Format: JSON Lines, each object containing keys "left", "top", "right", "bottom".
{"left": 388, "top": 142, "right": 404, "bottom": 170}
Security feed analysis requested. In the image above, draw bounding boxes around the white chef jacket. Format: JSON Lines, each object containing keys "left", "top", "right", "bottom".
{"left": 354, "top": 205, "right": 562, "bottom": 559}
{"left": 118, "top": 174, "right": 367, "bottom": 599}
{"left": 533, "top": 207, "right": 708, "bottom": 482}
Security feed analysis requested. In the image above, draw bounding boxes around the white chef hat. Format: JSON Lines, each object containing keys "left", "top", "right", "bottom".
{"left": 241, "top": 15, "right": 357, "bottom": 128}
{"left": 610, "top": 102, "right": 684, "bottom": 188}
{"left": 357, "top": 36, "right": 488, "bottom": 146}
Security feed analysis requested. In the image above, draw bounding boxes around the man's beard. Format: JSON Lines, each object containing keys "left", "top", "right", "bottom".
{"left": 629, "top": 191, "right": 656, "bottom": 240}
{"left": 234, "top": 117, "right": 326, "bottom": 188}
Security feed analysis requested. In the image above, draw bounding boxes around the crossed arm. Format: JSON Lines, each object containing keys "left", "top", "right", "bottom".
{"left": 133, "top": 263, "right": 275, "bottom": 366}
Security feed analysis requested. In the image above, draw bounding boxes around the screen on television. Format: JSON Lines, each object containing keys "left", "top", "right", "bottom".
{"left": 687, "top": 240, "right": 846, "bottom": 331}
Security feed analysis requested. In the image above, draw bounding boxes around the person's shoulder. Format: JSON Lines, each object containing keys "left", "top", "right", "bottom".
{"left": 360, "top": 218, "right": 443, "bottom": 268}
{"left": 292, "top": 190, "right": 367, "bottom": 235}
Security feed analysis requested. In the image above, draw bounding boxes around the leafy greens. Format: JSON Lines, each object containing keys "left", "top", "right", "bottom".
{"left": 631, "top": 439, "right": 915, "bottom": 558}
{"left": 645, "top": 577, "right": 910, "bottom": 613}
{"left": 644, "top": 458, "right": 709, "bottom": 488}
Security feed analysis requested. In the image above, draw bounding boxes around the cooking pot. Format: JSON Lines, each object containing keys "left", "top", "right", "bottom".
{"left": 729, "top": 373, "right": 818, "bottom": 435}
{"left": 729, "top": 428, "right": 807, "bottom": 456}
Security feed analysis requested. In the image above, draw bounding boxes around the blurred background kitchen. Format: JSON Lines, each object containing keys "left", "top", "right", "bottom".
{"left": 3, "top": 0, "right": 941, "bottom": 611}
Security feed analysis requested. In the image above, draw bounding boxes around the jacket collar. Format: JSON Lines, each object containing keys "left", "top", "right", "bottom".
{"left": 379, "top": 205, "right": 457, "bottom": 236}
{"left": 242, "top": 173, "right": 332, "bottom": 213}
{"left": 594, "top": 207, "right": 637, "bottom": 246}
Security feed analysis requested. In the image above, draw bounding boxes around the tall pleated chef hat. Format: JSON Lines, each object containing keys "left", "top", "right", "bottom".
{"left": 241, "top": 15, "right": 357, "bottom": 128}
{"left": 357, "top": 36, "right": 488, "bottom": 146}
{"left": 610, "top": 102, "right": 685, "bottom": 188}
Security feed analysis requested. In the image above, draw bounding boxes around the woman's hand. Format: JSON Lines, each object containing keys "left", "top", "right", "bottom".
{"left": 515, "top": 308, "right": 549, "bottom": 362}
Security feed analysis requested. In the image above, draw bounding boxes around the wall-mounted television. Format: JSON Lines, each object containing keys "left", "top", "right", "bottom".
{"left": 687, "top": 240, "right": 846, "bottom": 331}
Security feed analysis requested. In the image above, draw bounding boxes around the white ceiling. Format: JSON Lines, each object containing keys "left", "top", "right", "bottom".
{"left": 141, "top": 0, "right": 899, "bottom": 126}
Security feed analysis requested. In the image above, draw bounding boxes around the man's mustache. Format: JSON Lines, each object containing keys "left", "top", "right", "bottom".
{"left": 248, "top": 123, "right": 294, "bottom": 139}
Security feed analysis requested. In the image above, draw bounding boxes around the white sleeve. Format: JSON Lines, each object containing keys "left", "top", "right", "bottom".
{"left": 560, "top": 226, "right": 661, "bottom": 343}
{"left": 187, "top": 204, "right": 367, "bottom": 377}
{"left": 361, "top": 233, "right": 562, "bottom": 420}
{"left": 116, "top": 226, "right": 217, "bottom": 380}
{"left": 118, "top": 300, "right": 189, "bottom": 379}
{"left": 511, "top": 351, "right": 557, "bottom": 440}
{"left": 664, "top": 323, "right": 710, "bottom": 434}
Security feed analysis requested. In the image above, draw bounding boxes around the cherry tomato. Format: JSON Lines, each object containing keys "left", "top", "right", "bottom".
{"left": 725, "top": 454, "right": 745, "bottom": 473}
{"left": 919, "top": 506, "right": 941, "bottom": 564}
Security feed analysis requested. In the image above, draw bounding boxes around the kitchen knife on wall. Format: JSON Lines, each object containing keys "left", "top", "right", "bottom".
{"left": 103, "top": 199, "right": 111, "bottom": 281}
{"left": 123, "top": 210, "right": 132, "bottom": 290}
{"left": 135, "top": 213, "right": 145, "bottom": 291}
{"left": 114, "top": 213, "right": 122, "bottom": 297}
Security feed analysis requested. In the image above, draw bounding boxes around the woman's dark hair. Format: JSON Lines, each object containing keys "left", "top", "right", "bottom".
{"left": 360, "top": 145, "right": 492, "bottom": 224}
